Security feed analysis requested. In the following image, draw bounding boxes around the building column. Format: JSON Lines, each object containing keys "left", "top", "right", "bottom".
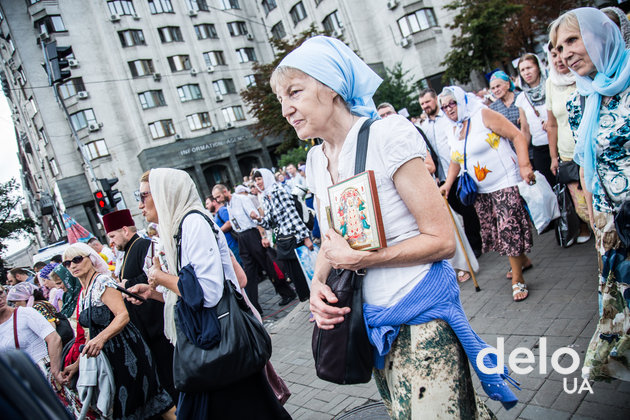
{"left": 229, "top": 153, "right": 242, "bottom": 185}
{"left": 259, "top": 137, "right": 274, "bottom": 168}
{"left": 193, "top": 163, "right": 210, "bottom": 199}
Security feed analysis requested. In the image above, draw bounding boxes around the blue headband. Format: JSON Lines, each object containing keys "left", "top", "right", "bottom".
{"left": 278, "top": 36, "right": 382, "bottom": 118}
{"left": 490, "top": 71, "right": 515, "bottom": 92}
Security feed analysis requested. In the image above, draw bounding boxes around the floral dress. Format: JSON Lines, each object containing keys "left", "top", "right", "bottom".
{"left": 567, "top": 87, "right": 630, "bottom": 382}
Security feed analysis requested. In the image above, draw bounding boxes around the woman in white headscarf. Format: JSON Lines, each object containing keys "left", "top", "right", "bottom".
{"left": 249, "top": 167, "right": 313, "bottom": 302}
{"left": 135, "top": 168, "right": 291, "bottom": 419}
{"left": 551, "top": 7, "right": 630, "bottom": 383}
{"left": 438, "top": 86, "right": 535, "bottom": 302}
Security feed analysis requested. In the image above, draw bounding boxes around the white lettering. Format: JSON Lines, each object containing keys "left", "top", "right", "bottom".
{"left": 578, "top": 378, "right": 594, "bottom": 394}
{"left": 508, "top": 348, "right": 534, "bottom": 375}
{"left": 539, "top": 337, "right": 547, "bottom": 374}
{"left": 563, "top": 377, "right": 578, "bottom": 394}
{"left": 551, "top": 347, "right": 580, "bottom": 375}
{"left": 476, "top": 338, "right": 504, "bottom": 375}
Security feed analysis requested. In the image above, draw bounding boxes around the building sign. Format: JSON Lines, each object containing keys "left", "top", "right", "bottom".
{"left": 179, "top": 135, "right": 249, "bottom": 156}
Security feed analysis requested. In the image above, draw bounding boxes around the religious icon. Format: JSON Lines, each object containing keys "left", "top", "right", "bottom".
{"left": 327, "top": 170, "right": 386, "bottom": 251}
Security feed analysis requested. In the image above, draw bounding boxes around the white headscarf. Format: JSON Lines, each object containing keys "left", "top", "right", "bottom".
{"left": 517, "top": 53, "right": 548, "bottom": 105}
{"left": 254, "top": 168, "right": 278, "bottom": 197}
{"left": 65, "top": 242, "right": 110, "bottom": 275}
{"left": 148, "top": 168, "right": 208, "bottom": 343}
{"left": 439, "top": 86, "right": 485, "bottom": 129}
{"left": 547, "top": 47, "right": 575, "bottom": 87}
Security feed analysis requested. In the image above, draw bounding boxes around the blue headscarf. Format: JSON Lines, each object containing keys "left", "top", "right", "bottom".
{"left": 489, "top": 71, "right": 515, "bottom": 92}
{"left": 571, "top": 7, "right": 630, "bottom": 194}
{"left": 278, "top": 36, "right": 382, "bottom": 118}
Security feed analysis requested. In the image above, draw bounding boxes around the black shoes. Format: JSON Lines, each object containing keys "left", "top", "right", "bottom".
{"left": 279, "top": 295, "right": 296, "bottom": 306}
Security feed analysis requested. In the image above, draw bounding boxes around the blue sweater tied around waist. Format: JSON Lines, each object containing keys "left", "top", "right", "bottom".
{"left": 363, "top": 260, "right": 520, "bottom": 410}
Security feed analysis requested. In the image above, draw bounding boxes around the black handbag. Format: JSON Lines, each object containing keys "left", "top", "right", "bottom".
{"left": 172, "top": 210, "right": 272, "bottom": 392}
{"left": 456, "top": 119, "right": 478, "bottom": 206}
{"left": 554, "top": 183, "right": 581, "bottom": 248}
{"left": 275, "top": 234, "right": 298, "bottom": 260}
{"left": 311, "top": 118, "right": 375, "bottom": 385}
{"left": 557, "top": 160, "right": 580, "bottom": 185}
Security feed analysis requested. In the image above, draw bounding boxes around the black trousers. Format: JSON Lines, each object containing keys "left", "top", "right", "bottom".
{"left": 237, "top": 228, "right": 295, "bottom": 313}
{"left": 532, "top": 144, "right": 556, "bottom": 188}
{"left": 278, "top": 256, "right": 310, "bottom": 302}
{"left": 447, "top": 177, "right": 483, "bottom": 255}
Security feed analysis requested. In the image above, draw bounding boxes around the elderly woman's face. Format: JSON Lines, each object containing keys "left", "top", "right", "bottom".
{"left": 64, "top": 253, "right": 93, "bottom": 278}
{"left": 275, "top": 73, "right": 337, "bottom": 140}
{"left": 139, "top": 181, "right": 158, "bottom": 224}
{"left": 550, "top": 47, "right": 569, "bottom": 75}
{"left": 440, "top": 97, "right": 458, "bottom": 122}
{"left": 518, "top": 59, "right": 541, "bottom": 86}
{"left": 490, "top": 79, "right": 509, "bottom": 100}
{"left": 555, "top": 26, "right": 595, "bottom": 77}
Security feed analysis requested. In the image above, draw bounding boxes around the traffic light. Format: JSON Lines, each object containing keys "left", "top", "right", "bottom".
{"left": 99, "top": 178, "right": 121, "bottom": 210}
{"left": 94, "top": 190, "right": 112, "bottom": 215}
{"left": 44, "top": 41, "right": 73, "bottom": 85}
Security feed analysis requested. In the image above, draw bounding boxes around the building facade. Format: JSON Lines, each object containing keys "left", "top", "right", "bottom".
{"left": 0, "top": 0, "right": 458, "bottom": 250}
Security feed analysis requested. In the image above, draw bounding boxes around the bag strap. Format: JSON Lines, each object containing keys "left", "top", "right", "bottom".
{"left": 175, "top": 209, "right": 222, "bottom": 271}
{"left": 13, "top": 308, "right": 19, "bottom": 349}
{"left": 462, "top": 116, "right": 471, "bottom": 171}
{"left": 354, "top": 119, "right": 375, "bottom": 175}
{"left": 416, "top": 126, "right": 441, "bottom": 177}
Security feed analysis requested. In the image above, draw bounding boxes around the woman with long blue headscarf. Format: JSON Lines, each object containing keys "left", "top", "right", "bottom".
{"left": 489, "top": 70, "right": 522, "bottom": 129}
{"left": 551, "top": 7, "right": 630, "bottom": 383}
{"left": 271, "top": 35, "right": 520, "bottom": 417}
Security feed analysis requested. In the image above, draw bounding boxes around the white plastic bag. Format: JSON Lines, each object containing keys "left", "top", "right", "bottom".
{"left": 517, "top": 171, "right": 560, "bottom": 234}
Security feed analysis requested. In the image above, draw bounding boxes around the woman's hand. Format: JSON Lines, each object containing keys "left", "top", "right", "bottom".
{"left": 61, "top": 361, "right": 79, "bottom": 384}
{"left": 261, "top": 237, "right": 271, "bottom": 248}
{"left": 82, "top": 335, "right": 106, "bottom": 358}
{"left": 520, "top": 164, "right": 536, "bottom": 184}
{"left": 550, "top": 156, "right": 559, "bottom": 176}
{"left": 309, "top": 279, "right": 350, "bottom": 330}
{"left": 304, "top": 237, "right": 314, "bottom": 251}
{"left": 439, "top": 183, "right": 450, "bottom": 197}
{"left": 322, "top": 230, "right": 363, "bottom": 271}
{"left": 148, "top": 256, "right": 163, "bottom": 288}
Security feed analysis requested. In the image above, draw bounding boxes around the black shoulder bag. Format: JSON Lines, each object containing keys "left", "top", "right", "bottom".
{"left": 172, "top": 210, "right": 272, "bottom": 392}
{"left": 311, "top": 119, "right": 375, "bottom": 385}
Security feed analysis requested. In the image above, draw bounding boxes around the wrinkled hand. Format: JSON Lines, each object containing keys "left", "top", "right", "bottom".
{"left": 520, "top": 164, "right": 536, "bottom": 184}
{"left": 309, "top": 279, "right": 350, "bottom": 330}
{"left": 550, "top": 157, "right": 559, "bottom": 176}
{"left": 147, "top": 256, "right": 163, "bottom": 288}
{"left": 438, "top": 184, "right": 450, "bottom": 197}
{"left": 261, "top": 237, "right": 270, "bottom": 248}
{"left": 61, "top": 362, "right": 79, "bottom": 384}
{"left": 304, "top": 237, "right": 314, "bottom": 251}
{"left": 82, "top": 336, "right": 105, "bottom": 358}
{"left": 126, "top": 283, "right": 152, "bottom": 305}
{"left": 322, "top": 230, "right": 363, "bottom": 271}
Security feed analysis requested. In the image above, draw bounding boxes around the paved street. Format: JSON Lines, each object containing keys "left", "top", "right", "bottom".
{"left": 256, "top": 230, "right": 630, "bottom": 419}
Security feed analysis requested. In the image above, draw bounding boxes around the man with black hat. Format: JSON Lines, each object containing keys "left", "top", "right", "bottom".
{"left": 103, "top": 209, "right": 177, "bottom": 402}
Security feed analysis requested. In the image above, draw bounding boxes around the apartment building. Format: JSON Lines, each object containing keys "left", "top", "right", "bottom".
{"left": 0, "top": 0, "right": 457, "bottom": 248}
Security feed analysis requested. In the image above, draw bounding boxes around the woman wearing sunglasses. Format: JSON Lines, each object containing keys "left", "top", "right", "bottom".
{"left": 438, "top": 86, "right": 536, "bottom": 302}
{"left": 60, "top": 242, "right": 173, "bottom": 419}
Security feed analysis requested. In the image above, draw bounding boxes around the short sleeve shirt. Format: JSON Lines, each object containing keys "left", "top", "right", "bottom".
{"left": 516, "top": 93, "right": 549, "bottom": 146}
{"left": 546, "top": 79, "right": 577, "bottom": 161}
{"left": 0, "top": 307, "right": 55, "bottom": 364}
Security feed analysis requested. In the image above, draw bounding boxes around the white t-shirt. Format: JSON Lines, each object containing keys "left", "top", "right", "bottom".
{"left": 226, "top": 193, "right": 260, "bottom": 232}
{"left": 0, "top": 307, "right": 55, "bottom": 364}
{"left": 515, "top": 93, "right": 549, "bottom": 146}
{"left": 306, "top": 115, "right": 432, "bottom": 307}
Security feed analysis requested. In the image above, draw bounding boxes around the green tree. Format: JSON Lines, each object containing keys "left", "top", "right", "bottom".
{"left": 240, "top": 25, "right": 328, "bottom": 154}
{"left": 373, "top": 63, "right": 422, "bottom": 117}
{"left": 277, "top": 145, "right": 309, "bottom": 169}
{"left": 441, "top": 0, "right": 523, "bottom": 83}
{"left": 0, "top": 178, "right": 35, "bottom": 260}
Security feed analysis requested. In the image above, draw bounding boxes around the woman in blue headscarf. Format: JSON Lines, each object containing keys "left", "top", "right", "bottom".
{"left": 489, "top": 71, "right": 521, "bottom": 129}
{"left": 271, "top": 35, "right": 520, "bottom": 418}
{"left": 551, "top": 7, "right": 630, "bottom": 383}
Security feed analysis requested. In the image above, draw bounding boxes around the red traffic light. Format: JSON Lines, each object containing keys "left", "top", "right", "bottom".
{"left": 94, "top": 190, "right": 106, "bottom": 208}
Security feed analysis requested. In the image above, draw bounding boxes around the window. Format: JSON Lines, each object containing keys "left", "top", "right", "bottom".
{"left": 244, "top": 74, "right": 256, "bottom": 87}
{"left": 149, "top": 119, "right": 175, "bottom": 139}
{"left": 186, "top": 0, "right": 209, "bottom": 11}
{"left": 261, "top": 0, "right": 277, "bottom": 15}
{"left": 220, "top": 0, "right": 239, "bottom": 9}
{"left": 128, "top": 59, "right": 155, "bottom": 77}
{"left": 28, "top": 98, "right": 38, "bottom": 116}
{"left": 6, "top": 35, "right": 14, "bottom": 54}
{"left": 118, "top": 29, "right": 146, "bottom": 47}
{"left": 222, "top": 106, "right": 245, "bottom": 122}
{"left": 203, "top": 50, "right": 226, "bottom": 67}
{"left": 235, "top": 48, "right": 256, "bottom": 63}
{"left": 36, "top": 15, "right": 66, "bottom": 34}
{"left": 39, "top": 128, "right": 49, "bottom": 145}
{"left": 177, "top": 84, "right": 203, "bottom": 102}
{"left": 85, "top": 140, "right": 110, "bottom": 160}
{"left": 58, "top": 78, "right": 86, "bottom": 99}
{"left": 270, "top": 22, "right": 286, "bottom": 39}
{"left": 148, "top": 0, "right": 173, "bottom": 14}
{"left": 138, "top": 90, "right": 166, "bottom": 109}
{"left": 167, "top": 55, "right": 191, "bottom": 72}
{"left": 187, "top": 112, "right": 212, "bottom": 130}
{"left": 289, "top": 2, "right": 307, "bottom": 26}
{"left": 227, "top": 21, "right": 248, "bottom": 37}
{"left": 397, "top": 8, "right": 438, "bottom": 38}
{"left": 49, "top": 158, "right": 59, "bottom": 177}
{"left": 107, "top": 0, "right": 136, "bottom": 15}
{"left": 322, "top": 11, "right": 343, "bottom": 34}
{"left": 69, "top": 109, "right": 97, "bottom": 131}
{"left": 195, "top": 24, "right": 218, "bottom": 40}
{"left": 158, "top": 26, "right": 183, "bottom": 43}
{"left": 212, "top": 79, "right": 236, "bottom": 95}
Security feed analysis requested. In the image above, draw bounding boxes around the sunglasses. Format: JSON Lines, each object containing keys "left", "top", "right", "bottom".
{"left": 139, "top": 191, "right": 152, "bottom": 204}
{"left": 62, "top": 255, "right": 85, "bottom": 268}
{"left": 441, "top": 101, "right": 457, "bottom": 111}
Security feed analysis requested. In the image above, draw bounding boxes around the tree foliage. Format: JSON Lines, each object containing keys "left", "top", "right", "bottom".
{"left": 277, "top": 145, "right": 309, "bottom": 169}
{"left": 373, "top": 63, "right": 423, "bottom": 117}
{"left": 0, "top": 178, "right": 35, "bottom": 257}
{"left": 240, "top": 25, "right": 328, "bottom": 154}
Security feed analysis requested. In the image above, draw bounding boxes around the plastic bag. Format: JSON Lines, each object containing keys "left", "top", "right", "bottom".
{"left": 518, "top": 171, "right": 560, "bottom": 234}
{"left": 553, "top": 183, "right": 580, "bottom": 247}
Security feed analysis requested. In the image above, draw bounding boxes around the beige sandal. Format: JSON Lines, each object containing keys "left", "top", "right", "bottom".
{"left": 512, "top": 283, "right": 528, "bottom": 302}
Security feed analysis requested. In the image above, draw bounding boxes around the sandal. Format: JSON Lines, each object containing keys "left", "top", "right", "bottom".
{"left": 506, "top": 263, "right": 533, "bottom": 279}
{"left": 512, "top": 283, "right": 528, "bottom": 302}
{"left": 457, "top": 271, "right": 471, "bottom": 283}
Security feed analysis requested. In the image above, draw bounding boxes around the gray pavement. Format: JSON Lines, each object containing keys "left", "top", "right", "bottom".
{"left": 256, "top": 230, "right": 630, "bottom": 419}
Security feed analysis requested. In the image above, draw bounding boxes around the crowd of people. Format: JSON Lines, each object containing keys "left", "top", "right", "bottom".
{"left": 0, "top": 5, "right": 628, "bottom": 419}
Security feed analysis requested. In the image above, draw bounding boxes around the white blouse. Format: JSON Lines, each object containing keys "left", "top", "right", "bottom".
{"left": 306, "top": 115, "right": 432, "bottom": 307}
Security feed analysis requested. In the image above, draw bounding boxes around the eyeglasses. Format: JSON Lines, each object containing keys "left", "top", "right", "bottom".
{"left": 441, "top": 101, "right": 457, "bottom": 111}
{"left": 62, "top": 255, "right": 85, "bottom": 268}
{"left": 139, "top": 191, "right": 152, "bottom": 204}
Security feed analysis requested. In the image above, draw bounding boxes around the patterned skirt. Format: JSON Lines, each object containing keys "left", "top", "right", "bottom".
{"left": 474, "top": 186, "right": 533, "bottom": 257}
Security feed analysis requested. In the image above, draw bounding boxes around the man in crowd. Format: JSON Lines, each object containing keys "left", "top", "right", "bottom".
{"left": 286, "top": 163, "right": 306, "bottom": 190}
{"left": 419, "top": 88, "right": 482, "bottom": 257}
{"left": 87, "top": 237, "right": 117, "bottom": 271}
{"left": 8, "top": 268, "right": 35, "bottom": 285}
{"left": 103, "top": 209, "right": 176, "bottom": 402}
{"left": 212, "top": 184, "right": 296, "bottom": 313}
{"left": 207, "top": 194, "right": 241, "bottom": 265}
